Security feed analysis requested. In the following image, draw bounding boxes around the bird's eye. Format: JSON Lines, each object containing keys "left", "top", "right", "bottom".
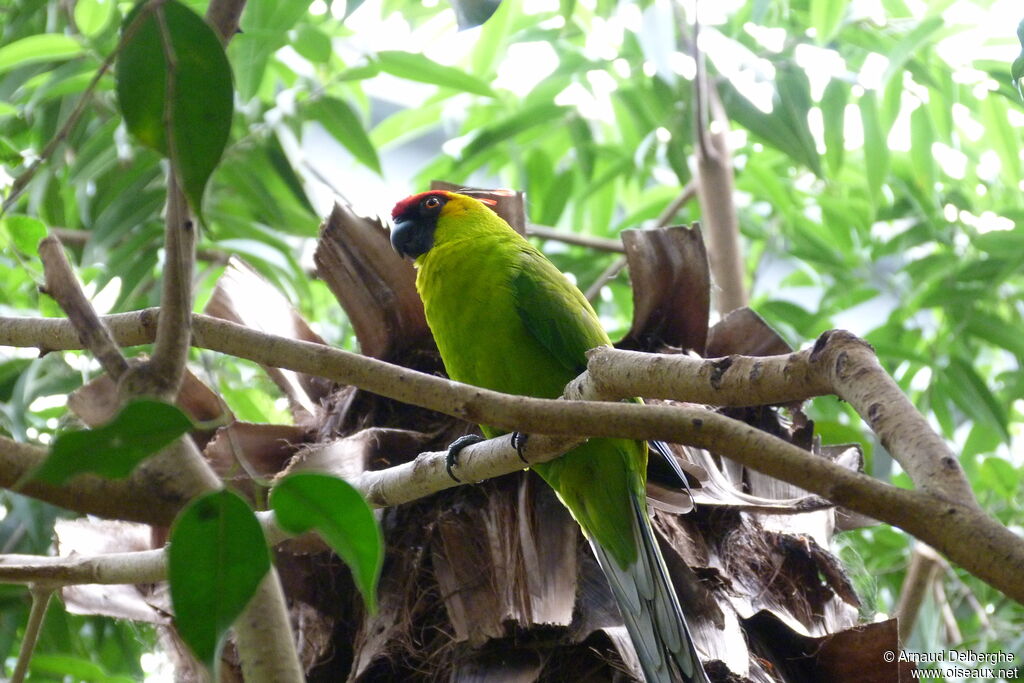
{"left": 423, "top": 196, "right": 441, "bottom": 210}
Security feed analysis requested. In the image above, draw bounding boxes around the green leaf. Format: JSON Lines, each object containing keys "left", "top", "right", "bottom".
{"left": 809, "top": 0, "right": 848, "bottom": 44}
{"left": 115, "top": 0, "right": 234, "bottom": 218}
{"left": 460, "top": 102, "right": 570, "bottom": 161}
{"left": 2, "top": 215, "right": 47, "bottom": 255}
{"left": 169, "top": 490, "right": 271, "bottom": 670}
{"left": 471, "top": 0, "right": 515, "bottom": 76}
{"left": 31, "top": 400, "right": 193, "bottom": 485}
{"left": 821, "top": 78, "right": 848, "bottom": 175}
{"left": 376, "top": 51, "right": 495, "bottom": 97}
{"left": 292, "top": 24, "right": 333, "bottom": 64}
{"left": 307, "top": 97, "right": 381, "bottom": 174}
{"left": 880, "top": 16, "right": 943, "bottom": 87}
{"left": 860, "top": 90, "right": 889, "bottom": 207}
{"left": 979, "top": 93, "right": 1021, "bottom": 189}
{"left": 978, "top": 455, "right": 1020, "bottom": 499}
{"left": 945, "top": 357, "right": 1010, "bottom": 442}
{"left": 0, "top": 137, "right": 22, "bottom": 165}
{"left": 0, "top": 34, "right": 83, "bottom": 75}
{"left": 450, "top": 0, "right": 502, "bottom": 30}
{"left": 270, "top": 473, "right": 382, "bottom": 613}
{"left": 75, "top": 0, "right": 117, "bottom": 38}
{"left": 965, "top": 312, "right": 1024, "bottom": 359}
{"left": 909, "top": 104, "right": 935, "bottom": 191}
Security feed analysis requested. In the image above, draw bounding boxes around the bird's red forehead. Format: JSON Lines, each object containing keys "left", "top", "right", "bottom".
{"left": 391, "top": 191, "right": 450, "bottom": 219}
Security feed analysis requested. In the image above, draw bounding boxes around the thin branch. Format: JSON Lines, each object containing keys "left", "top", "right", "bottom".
{"left": 583, "top": 182, "right": 697, "bottom": 301}
{"left": 525, "top": 224, "right": 625, "bottom": 253}
{"left": 0, "top": 550, "right": 166, "bottom": 586}
{"left": 205, "top": 0, "right": 247, "bottom": 43}
{"left": 38, "top": 236, "right": 130, "bottom": 380}
{"left": 895, "top": 543, "right": 941, "bottom": 642}
{"left": 49, "top": 227, "right": 230, "bottom": 265}
{"left": 10, "top": 587, "right": 52, "bottom": 683}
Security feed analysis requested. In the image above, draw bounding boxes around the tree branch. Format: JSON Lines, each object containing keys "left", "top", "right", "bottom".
{"left": 38, "top": 237, "right": 129, "bottom": 380}
{"left": 10, "top": 587, "right": 52, "bottom": 683}
{"left": 574, "top": 331, "right": 976, "bottom": 505}
{"left": 0, "top": 435, "right": 181, "bottom": 525}
{"left": 0, "top": 550, "right": 166, "bottom": 587}
{"left": 0, "top": 312, "right": 1021, "bottom": 602}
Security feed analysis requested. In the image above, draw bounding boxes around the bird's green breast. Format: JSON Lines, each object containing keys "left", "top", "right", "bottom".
{"left": 416, "top": 236, "right": 570, "bottom": 403}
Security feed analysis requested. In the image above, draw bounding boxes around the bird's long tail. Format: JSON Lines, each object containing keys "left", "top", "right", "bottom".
{"left": 589, "top": 494, "right": 709, "bottom": 683}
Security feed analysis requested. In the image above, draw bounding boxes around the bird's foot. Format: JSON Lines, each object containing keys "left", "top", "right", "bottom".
{"left": 511, "top": 432, "right": 529, "bottom": 464}
{"left": 445, "top": 434, "right": 484, "bottom": 483}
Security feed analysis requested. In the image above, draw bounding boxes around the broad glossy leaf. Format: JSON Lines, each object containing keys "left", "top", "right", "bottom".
{"left": 307, "top": 97, "right": 382, "bottom": 174}
{"left": 0, "top": 34, "right": 83, "bottom": 74}
{"left": 270, "top": 473, "right": 382, "bottom": 613}
{"left": 377, "top": 51, "right": 495, "bottom": 97}
{"left": 169, "top": 490, "right": 271, "bottom": 670}
{"left": 32, "top": 400, "right": 193, "bottom": 485}
{"left": 116, "top": 0, "right": 233, "bottom": 217}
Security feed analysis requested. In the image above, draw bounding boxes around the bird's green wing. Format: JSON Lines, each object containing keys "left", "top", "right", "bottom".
{"left": 510, "top": 245, "right": 612, "bottom": 375}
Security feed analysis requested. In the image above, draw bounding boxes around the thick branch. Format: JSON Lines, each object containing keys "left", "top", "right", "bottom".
{"left": 577, "top": 331, "right": 976, "bottom": 506}
{"left": 0, "top": 436, "right": 181, "bottom": 525}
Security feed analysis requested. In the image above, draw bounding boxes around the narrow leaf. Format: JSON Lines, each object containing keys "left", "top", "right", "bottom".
{"left": 821, "top": 78, "right": 848, "bottom": 175}
{"left": 860, "top": 90, "right": 889, "bottom": 207}
{"left": 307, "top": 97, "right": 382, "bottom": 174}
{"left": 945, "top": 357, "right": 1010, "bottom": 442}
{"left": 116, "top": 0, "right": 234, "bottom": 218}
{"left": 32, "top": 400, "right": 193, "bottom": 485}
{"left": 168, "top": 490, "right": 271, "bottom": 670}
{"left": 270, "top": 473, "right": 383, "bottom": 613}
{"left": 810, "top": 0, "right": 848, "bottom": 44}
{"left": 377, "top": 51, "right": 495, "bottom": 97}
{"left": 0, "top": 35, "right": 83, "bottom": 75}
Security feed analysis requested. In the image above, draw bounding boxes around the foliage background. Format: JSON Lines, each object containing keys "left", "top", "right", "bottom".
{"left": 1, "top": 0, "right": 1023, "bottom": 677}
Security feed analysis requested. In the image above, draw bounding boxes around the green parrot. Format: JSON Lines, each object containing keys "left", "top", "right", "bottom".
{"left": 391, "top": 190, "right": 708, "bottom": 683}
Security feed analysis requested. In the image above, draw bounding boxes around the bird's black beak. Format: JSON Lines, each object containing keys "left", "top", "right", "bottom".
{"left": 390, "top": 216, "right": 434, "bottom": 259}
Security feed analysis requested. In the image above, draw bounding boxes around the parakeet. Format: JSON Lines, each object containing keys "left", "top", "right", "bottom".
{"left": 390, "top": 190, "right": 708, "bottom": 683}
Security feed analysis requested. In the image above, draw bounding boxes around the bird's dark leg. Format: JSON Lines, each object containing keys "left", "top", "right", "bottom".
{"left": 511, "top": 432, "right": 529, "bottom": 464}
{"left": 444, "top": 434, "right": 484, "bottom": 483}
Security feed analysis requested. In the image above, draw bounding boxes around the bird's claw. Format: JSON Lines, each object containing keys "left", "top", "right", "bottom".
{"left": 445, "top": 434, "right": 484, "bottom": 483}
{"left": 511, "top": 432, "right": 529, "bottom": 464}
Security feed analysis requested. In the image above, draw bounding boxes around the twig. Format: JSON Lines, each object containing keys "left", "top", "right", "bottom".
{"left": 525, "top": 224, "right": 624, "bottom": 253}
{"left": 37, "top": 236, "right": 130, "bottom": 379}
{"left": 49, "top": 227, "right": 230, "bottom": 265}
{"left": 583, "top": 182, "right": 696, "bottom": 301}
{"left": 205, "top": 0, "right": 247, "bottom": 43}
{"left": 9, "top": 586, "right": 52, "bottom": 683}
{"left": 895, "top": 543, "right": 941, "bottom": 641}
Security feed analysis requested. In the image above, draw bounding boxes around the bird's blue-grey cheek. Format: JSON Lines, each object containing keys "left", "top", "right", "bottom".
{"left": 390, "top": 218, "right": 434, "bottom": 258}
